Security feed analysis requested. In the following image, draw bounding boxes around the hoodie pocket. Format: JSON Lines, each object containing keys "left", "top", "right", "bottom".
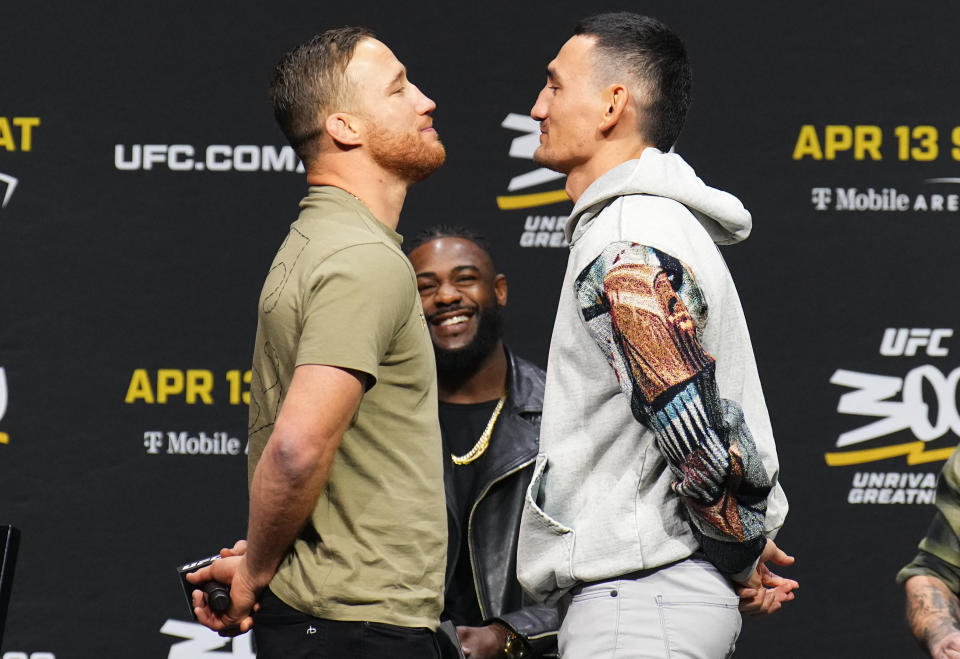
{"left": 518, "top": 457, "right": 577, "bottom": 601}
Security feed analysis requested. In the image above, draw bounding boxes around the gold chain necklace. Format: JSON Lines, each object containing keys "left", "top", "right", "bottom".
{"left": 450, "top": 392, "right": 507, "bottom": 466}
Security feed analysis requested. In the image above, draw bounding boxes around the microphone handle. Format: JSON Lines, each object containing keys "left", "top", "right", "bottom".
{"left": 201, "top": 580, "right": 231, "bottom": 614}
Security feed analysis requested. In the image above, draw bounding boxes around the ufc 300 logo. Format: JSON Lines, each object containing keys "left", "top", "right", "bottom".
{"left": 832, "top": 328, "right": 958, "bottom": 447}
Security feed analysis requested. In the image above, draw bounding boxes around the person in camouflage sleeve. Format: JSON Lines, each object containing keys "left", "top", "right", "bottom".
{"left": 900, "top": 447, "right": 960, "bottom": 658}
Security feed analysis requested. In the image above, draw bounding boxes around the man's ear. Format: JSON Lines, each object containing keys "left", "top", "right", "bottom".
{"left": 325, "top": 112, "right": 363, "bottom": 147}
{"left": 494, "top": 273, "right": 508, "bottom": 307}
{"left": 598, "top": 83, "right": 629, "bottom": 132}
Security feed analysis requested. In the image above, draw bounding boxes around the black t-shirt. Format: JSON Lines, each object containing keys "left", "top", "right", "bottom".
{"left": 439, "top": 398, "right": 500, "bottom": 626}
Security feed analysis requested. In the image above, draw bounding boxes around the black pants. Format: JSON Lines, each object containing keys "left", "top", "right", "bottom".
{"left": 252, "top": 588, "right": 441, "bottom": 659}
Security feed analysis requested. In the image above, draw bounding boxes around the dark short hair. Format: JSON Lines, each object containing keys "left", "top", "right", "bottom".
{"left": 268, "top": 27, "right": 374, "bottom": 166}
{"left": 574, "top": 12, "right": 692, "bottom": 151}
{"left": 406, "top": 225, "right": 497, "bottom": 271}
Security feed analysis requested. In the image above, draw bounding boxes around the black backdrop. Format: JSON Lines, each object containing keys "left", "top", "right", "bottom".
{"left": 3, "top": 1, "right": 959, "bottom": 656}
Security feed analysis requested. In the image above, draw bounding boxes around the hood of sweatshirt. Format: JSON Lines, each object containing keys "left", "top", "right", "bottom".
{"left": 564, "top": 148, "right": 752, "bottom": 247}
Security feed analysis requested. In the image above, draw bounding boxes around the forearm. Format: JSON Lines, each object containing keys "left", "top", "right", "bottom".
{"left": 649, "top": 379, "right": 729, "bottom": 504}
{"left": 906, "top": 575, "right": 960, "bottom": 651}
{"left": 243, "top": 429, "right": 341, "bottom": 587}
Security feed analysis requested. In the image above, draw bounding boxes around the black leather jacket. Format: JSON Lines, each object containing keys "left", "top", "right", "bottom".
{"left": 442, "top": 347, "right": 558, "bottom": 657}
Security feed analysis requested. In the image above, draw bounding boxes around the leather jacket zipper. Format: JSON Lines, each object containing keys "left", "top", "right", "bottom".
{"left": 467, "top": 456, "right": 536, "bottom": 619}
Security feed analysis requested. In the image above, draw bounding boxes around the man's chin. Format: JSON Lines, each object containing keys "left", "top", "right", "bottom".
{"left": 434, "top": 343, "right": 489, "bottom": 375}
{"left": 368, "top": 129, "right": 446, "bottom": 182}
{"left": 434, "top": 304, "right": 502, "bottom": 376}
{"left": 430, "top": 333, "right": 474, "bottom": 355}
{"left": 533, "top": 148, "right": 569, "bottom": 175}
{"left": 419, "top": 142, "right": 447, "bottom": 178}
{"left": 400, "top": 142, "right": 445, "bottom": 183}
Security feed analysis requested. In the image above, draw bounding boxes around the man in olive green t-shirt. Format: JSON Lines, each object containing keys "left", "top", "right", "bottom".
{"left": 187, "top": 27, "right": 448, "bottom": 658}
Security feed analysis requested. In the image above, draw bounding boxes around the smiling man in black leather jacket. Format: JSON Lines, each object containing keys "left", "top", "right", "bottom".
{"left": 408, "top": 227, "right": 558, "bottom": 659}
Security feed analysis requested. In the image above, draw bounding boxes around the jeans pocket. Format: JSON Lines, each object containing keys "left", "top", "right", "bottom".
{"left": 656, "top": 593, "right": 741, "bottom": 658}
{"left": 570, "top": 583, "right": 620, "bottom": 603}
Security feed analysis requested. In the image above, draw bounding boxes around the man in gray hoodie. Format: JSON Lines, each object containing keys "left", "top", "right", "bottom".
{"left": 516, "top": 12, "right": 797, "bottom": 658}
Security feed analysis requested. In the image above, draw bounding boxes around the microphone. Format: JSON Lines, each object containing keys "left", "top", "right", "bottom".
{"left": 200, "top": 580, "right": 231, "bottom": 613}
{"left": 176, "top": 554, "right": 232, "bottom": 618}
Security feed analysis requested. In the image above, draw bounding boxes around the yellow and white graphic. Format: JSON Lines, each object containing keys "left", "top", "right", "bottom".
{"left": 794, "top": 123, "right": 960, "bottom": 214}
{"left": 827, "top": 328, "right": 957, "bottom": 468}
{"left": 496, "top": 113, "right": 568, "bottom": 210}
{"left": 0, "top": 115, "right": 40, "bottom": 211}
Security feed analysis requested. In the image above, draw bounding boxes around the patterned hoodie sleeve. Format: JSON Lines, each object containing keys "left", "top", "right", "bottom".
{"left": 897, "top": 447, "right": 960, "bottom": 591}
{"left": 575, "top": 241, "right": 770, "bottom": 578}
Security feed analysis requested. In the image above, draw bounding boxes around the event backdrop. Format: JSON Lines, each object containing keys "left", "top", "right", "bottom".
{"left": 2, "top": 1, "right": 958, "bottom": 656}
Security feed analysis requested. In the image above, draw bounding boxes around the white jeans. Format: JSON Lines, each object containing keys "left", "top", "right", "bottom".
{"left": 558, "top": 558, "right": 742, "bottom": 658}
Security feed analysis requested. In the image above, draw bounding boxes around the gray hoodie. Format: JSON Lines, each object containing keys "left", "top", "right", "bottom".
{"left": 517, "top": 148, "right": 788, "bottom": 605}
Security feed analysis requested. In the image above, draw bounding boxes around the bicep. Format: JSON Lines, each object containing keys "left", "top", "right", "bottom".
{"left": 272, "top": 364, "right": 366, "bottom": 448}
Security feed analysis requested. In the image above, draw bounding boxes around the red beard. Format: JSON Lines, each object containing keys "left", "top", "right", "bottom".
{"left": 367, "top": 123, "right": 446, "bottom": 183}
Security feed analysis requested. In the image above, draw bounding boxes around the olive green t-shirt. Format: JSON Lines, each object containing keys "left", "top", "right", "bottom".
{"left": 247, "top": 186, "right": 446, "bottom": 629}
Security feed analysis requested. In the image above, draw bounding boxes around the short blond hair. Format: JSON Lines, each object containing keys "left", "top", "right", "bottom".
{"left": 269, "top": 27, "right": 374, "bottom": 165}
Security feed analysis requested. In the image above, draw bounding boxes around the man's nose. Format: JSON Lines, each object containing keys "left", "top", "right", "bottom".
{"left": 531, "top": 88, "right": 549, "bottom": 120}
{"left": 435, "top": 281, "right": 461, "bottom": 304}
{"left": 414, "top": 84, "right": 437, "bottom": 114}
